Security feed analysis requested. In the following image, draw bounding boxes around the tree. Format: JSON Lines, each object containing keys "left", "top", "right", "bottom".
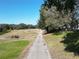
{"left": 38, "top": 5, "right": 48, "bottom": 29}
{"left": 17, "top": 23, "right": 27, "bottom": 29}
{"left": 38, "top": 0, "right": 76, "bottom": 32}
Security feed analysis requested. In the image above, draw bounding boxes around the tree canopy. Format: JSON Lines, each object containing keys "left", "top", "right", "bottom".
{"left": 38, "top": 0, "right": 77, "bottom": 32}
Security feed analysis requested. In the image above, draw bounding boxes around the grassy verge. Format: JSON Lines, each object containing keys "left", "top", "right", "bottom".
{"left": 44, "top": 32, "right": 79, "bottom": 59}
{"left": 0, "top": 40, "right": 29, "bottom": 59}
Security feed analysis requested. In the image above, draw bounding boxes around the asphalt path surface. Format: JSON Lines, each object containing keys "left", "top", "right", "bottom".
{"left": 23, "top": 31, "right": 52, "bottom": 59}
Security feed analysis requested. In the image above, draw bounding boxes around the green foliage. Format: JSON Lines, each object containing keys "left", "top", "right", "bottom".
{"left": 38, "top": 6, "right": 47, "bottom": 29}
{"left": 64, "top": 0, "right": 76, "bottom": 12}
{"left": 44, "top": 0, "right": 76, "bottom": 12}
{"left": 38, "top": 0, "right": 76, "bottom": 32}
{"left": 17, "top": 23, "right": 27, "bottom": 29}
{"left": 62, "top": 31, "right": 79, "bottom": 55}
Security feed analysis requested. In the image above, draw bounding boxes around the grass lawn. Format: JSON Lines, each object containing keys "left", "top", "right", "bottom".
{"left": 44, "top": 32, "right": 79, "bottom": 59}
{"left": 0, "top": 40, "right": 29, "bottom": 59}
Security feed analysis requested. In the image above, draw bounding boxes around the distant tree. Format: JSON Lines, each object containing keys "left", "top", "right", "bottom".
{"left": 17, "top": 23, "right": 27, "bottom": 29}
{"left": 0, "top": 23, "right": 36, "bottom": 32}
{"left": 0, "top": 24, "right": 10, "bottom": 32}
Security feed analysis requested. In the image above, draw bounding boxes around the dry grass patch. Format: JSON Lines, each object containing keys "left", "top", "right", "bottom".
{"left": 44, "top": 32, "right": 79, "bottom": 59}
{"left": 0, "top": 29, "right": 39, "bottom": 41}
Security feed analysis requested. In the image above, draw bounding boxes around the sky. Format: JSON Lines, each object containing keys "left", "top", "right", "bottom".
{"left": 0, "top": 0, "right": 43, "bottom": 25}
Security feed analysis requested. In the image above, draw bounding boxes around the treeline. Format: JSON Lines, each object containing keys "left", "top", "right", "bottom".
{"left": 38, "top": 0, "right": 78, "bottom": 33}
{"left": 0, "top": 23, "right": 36, "bottom": 32}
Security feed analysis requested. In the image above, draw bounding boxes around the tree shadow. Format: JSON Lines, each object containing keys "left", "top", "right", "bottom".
{"left": 61, "top": 30, "right": 79, "bottom": 55}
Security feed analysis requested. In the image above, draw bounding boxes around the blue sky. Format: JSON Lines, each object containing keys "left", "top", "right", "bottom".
{"left": 0, "top": 0, "right": 43, "bottom": 25}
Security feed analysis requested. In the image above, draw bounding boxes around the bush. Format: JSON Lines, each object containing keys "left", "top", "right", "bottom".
{"left": 62, "top": 31, "right": 79, "bottom": 55}
{"left": 11, "top": 35, "right": 19, "bottom": 38}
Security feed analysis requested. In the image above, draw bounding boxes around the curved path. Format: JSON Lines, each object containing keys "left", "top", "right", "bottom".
{"left": 23, "top": 31, "right": 52, "bottom": 59}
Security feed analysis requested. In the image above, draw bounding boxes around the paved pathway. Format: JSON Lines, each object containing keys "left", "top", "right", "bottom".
{"left": 24, "top": 31, "right": 52, "bottom": 59}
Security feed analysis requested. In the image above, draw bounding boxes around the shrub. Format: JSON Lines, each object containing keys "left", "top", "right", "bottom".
{"left": 11, "top": 35, "right": 19, "bottom": 38}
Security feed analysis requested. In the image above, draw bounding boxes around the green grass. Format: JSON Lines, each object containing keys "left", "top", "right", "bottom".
{"left": 51, "top": 31, "right": 69, "bottom": 39}
{"left": 0, "top": 40, "right": 29, "bottom": 59}
{"left": 0, "top": 30, "right": 10, "bottom": 35}
{"left": 45, "top": 32, "right": 66, "bottom": 47}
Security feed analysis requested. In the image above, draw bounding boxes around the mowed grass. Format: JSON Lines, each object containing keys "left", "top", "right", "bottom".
{"left": 44, "top": 32, "right": 79, "bottom": 59}
{"left": 0, "top": 40, "right": 29, "bottom": 59}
